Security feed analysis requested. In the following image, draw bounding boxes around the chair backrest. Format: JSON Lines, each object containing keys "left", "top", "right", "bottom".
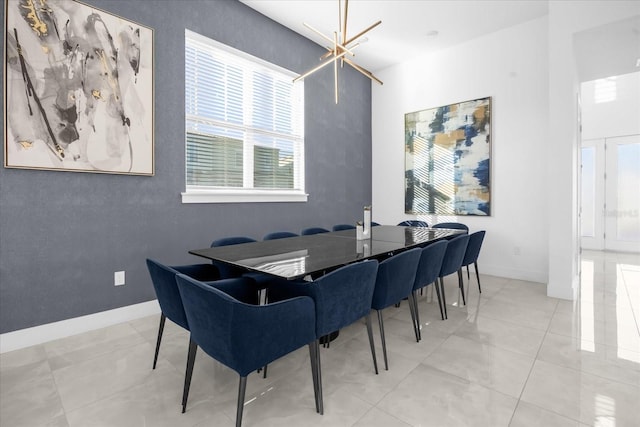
{"left": 175, "top": 274, "right": 315, "bottom": 377}
{"left": 332, "top": 224, "right": 356, "bottom": 231}
{"left": 397, "top": 220, "right": 429, "bottom": 228}
{"left": 462, "top": 230, "right": 486, "bottom": 267}
{"left": 439, "top": 234, "right": 470, "bottom": 277}
{"left": 211, "top": 236, "right": 256, "bottom": 247}
{"left": 432, "top": 222, "right": 469, "bottom": 233}
{"left": 276, "top": 260, "right": 378, "bottom": 337}
{"left": 263, "top": 231, "right": 299, "bottom": 240}
{"left": 301, "top": 227, "right": 330, "bottom": 236}
{"left": 413, "top": 240, "right": 448, "bottom": 291}
{"left": 372, "top": 248, "right": 422, "bottom": 310}
{"left": 315, "top": 259, "right": 379, "bottom": 336}
{"left": 146, "top": 259, "right": 189, "bottom": 330}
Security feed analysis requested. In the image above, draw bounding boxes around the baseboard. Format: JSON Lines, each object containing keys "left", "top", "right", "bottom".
{"left": 0, "top": 300, "right": 161, "bottom": 354}
{"left": 480, "top": 264, "right": 547, "bottom": 285}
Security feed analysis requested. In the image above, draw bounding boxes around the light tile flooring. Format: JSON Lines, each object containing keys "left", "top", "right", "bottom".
{"left": 1, "top": 250, "right": 639, "bottom": 426}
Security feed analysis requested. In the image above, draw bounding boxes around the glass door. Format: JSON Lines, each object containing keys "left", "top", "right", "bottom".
{"left": 580, "top": 139, "right": 605, "bottom": 250}
{"left": 604, "top": 135, "right": 640, "bottom": 252}
{"left": 581, "top": 135, "right": 640, "bottom": 253}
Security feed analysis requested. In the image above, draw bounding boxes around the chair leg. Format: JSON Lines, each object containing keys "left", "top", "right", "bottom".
{"left": 433, "top": 282, "right": 445, "bottom": 321}
{"left": 377, "top": 311, "right": 389, "bottom": 371}
{"left": 308, "top": 341, "right": 323, "bottom": 414}
{"left": 467, "top": 265, "right": 470, "bottom": 280}
{"left": 475, "top": 262, "right": 482, "bottom": 293}
{"left": 236, "top": 376, "right": 247, "bottom": 427}
{"left": 439, "top": 277, "right": 448, "bottom": 319}
{"left": 364, "top": 313, "right": 379, "bottom": 375}
{"left": 408, "top": 291, "right": 420, "bottom": 342}
{"left": 458, "top": 270, "right": 466, "bottom": 306}
{"left": 153, "top": 313, "right": 166, "bottom": 369}
{"left": 182, "top": 338, "right": 198, "bottom": 413}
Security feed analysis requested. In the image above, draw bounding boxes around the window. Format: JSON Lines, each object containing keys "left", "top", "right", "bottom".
{"left": 182, "top": 30, "right": 306, "bottom": 203}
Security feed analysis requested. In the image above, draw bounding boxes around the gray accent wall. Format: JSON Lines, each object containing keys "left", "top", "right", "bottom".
{"left": 0, "top": 0, "right": 372, "bottom": 333}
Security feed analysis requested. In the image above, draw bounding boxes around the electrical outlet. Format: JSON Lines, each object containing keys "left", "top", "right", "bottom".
{"left": 114, "top": 271, "right": 126, "bottom": 286}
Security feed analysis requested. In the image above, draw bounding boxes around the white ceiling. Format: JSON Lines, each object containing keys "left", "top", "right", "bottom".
{"left": 240, "top": 0, "right": 549, "bottom": 73}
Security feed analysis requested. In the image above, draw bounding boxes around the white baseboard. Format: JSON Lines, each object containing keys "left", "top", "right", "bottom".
{"left": 0, "top": 300, "right": 161, "bottom": 354}
{"left": 480, "top": 264, "right": 548, "bottom": 286}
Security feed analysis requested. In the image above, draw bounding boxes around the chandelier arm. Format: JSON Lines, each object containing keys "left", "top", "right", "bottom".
{"left": 320, "top": 42, "right": 359, "bottom": 60}
{"left": 293, "top": 49, "right": 349, "bottom": 83}
{"left": 334, "top": 32, "right": 339, "bottom": 103}
{"left": 342, "top": 0, "right": 349, "bottom": 45}
{"left": 344, "top": 20, "right": 381, "bottom": 46}
{"left": 303, "top": 22, "right": 335, "bottom": 46}
{"left": 304, "top": 22, "right": 356, "bottom": 57}
{"left": 343, "top": 57, "right": 383, "bottom": 85}
{"left": 320, "top": 49, "right": 333, "bottom": 60}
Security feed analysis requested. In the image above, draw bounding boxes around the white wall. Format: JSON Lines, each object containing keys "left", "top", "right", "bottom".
{"left": 372, "top": 17, "right": 549, "bottom": 283}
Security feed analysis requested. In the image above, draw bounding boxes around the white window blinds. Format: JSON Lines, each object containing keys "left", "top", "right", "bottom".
{"left": 183, "top": 30, "right": 306, "bottom": 203}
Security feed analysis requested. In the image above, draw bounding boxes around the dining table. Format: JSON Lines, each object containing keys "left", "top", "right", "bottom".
{"left": 189, "top": 225, "right": 464, "bottom": 281}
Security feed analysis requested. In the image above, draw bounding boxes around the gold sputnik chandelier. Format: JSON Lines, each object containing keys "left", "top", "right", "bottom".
{"left": 293, "top": 0, "right": 383, "bottom": 104}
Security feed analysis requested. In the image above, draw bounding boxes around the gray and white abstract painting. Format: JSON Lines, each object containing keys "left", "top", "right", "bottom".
{"left": 4, "top": 0, "right": 154, "bottom": 175}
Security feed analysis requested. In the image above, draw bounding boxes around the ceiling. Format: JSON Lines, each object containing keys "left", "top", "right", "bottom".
{"left": 240, "top": 0, "right": 549, "bottom": 73}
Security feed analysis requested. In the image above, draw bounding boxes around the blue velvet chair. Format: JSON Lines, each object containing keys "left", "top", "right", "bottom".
{"left": 211, "top": 235, "right": 275, "bottom": 297}
{"left": 269, "top": 259, "right": 380, "bottom": 388}
{"left": 176, "top": 274, "right": 320, "bottom": 426}
{"left": 263, "top": 231, "right": 299, "bottom": 240}
{"left": 397, "top": 220, "right": 429, "bottom": 227}
{"left": 332, "top": 224, "right": 356, "bottom": 231}
{"left": 432, "top": 222, "right": 469, "bottom": 233}
{"left": 461, "top": 230, "right": 486, "bottom": 294}
{"left": 210, "top": 236, "right": 258, "bottom": 279}
{"left": 301, "top": 227, "right": 330, "bottom": 235}
{"left": 145, "top": 259, "right": 248, "bottom": 370}
{"left": 437, "top": 234, "right": 470, "bottom": 319}
{"left": 411, "top": 241, "right": 448, "bottom": 339}
{"left": 371, "top": 248, "right": 422, "bottom": 370}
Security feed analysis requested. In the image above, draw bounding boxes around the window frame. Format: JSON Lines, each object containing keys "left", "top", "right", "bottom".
{"left": 181, "top": 29, "right": 307, "bottom": 204}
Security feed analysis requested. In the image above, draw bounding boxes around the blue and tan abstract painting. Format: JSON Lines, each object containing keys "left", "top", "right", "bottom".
{"left": 405, "top": 97, "right": 491, "bottom": 216}
{"left": 4, "top": 0, "right": 153, "bottom": 175}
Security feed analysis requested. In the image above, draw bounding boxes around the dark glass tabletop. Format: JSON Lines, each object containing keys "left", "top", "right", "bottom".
{"left": 190, "top": 226, "right": 462, "bottom": 280}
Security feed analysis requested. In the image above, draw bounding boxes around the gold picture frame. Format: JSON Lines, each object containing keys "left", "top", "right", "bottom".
{"left": 4, "top": 0, "right": 154, "bottom": 175}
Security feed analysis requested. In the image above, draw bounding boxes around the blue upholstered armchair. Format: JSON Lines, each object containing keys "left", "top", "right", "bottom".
{"left": 461, "top": 230, "right": 486, "bottom": 293}
{"left": 146, "top": 259, "right": 225, "bottom": 370}
{"left": 371, "top": 248, "right": 422, "bottom": 370}
{"left": 301, "top": 227, "right": 330, "bottom": 235}
{"left": 268, "top": 259, "right": 380, "bottom": 412}
{"left": 397, "top": 220, "right": 429, "bottom": 227}
{"left": 263, "top": 231, "right": 299, "bottom": 240}
{"left": 438, "top": 234, "right": 470, "bottom": 319}
{"left": 210, "top": 236, "right": 257, "bottom": 279}
{"left": 332, "top": 223, "right": 356, "bottom": 231}
{"left": 176, "top": 273, "right": 320, "bottom": 426}
{"left": 411, "top": 240, "right": 448, "bottom": 339}
{"left": 432, "top": 222, "right": 469, "bottom": 233}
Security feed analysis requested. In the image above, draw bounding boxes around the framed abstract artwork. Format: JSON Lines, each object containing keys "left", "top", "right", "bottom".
{"left": 405, "top": 97, "right": 491, "bottom": 216}
{"left": 4, "top": 0, "right": 154, "bottom": 175}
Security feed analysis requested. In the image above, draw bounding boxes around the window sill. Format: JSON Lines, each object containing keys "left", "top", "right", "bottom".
{"left": 181, "top": 189, "right": 308, "bottom": 204}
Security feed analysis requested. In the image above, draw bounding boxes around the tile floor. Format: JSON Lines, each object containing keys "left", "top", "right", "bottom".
{"left": 1, "top": 250, "right": 639, "bottom": 426}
